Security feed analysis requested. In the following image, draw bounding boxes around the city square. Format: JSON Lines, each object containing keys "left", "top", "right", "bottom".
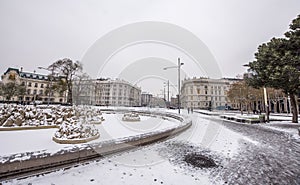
{"left": 0, "top": 1, "right": 300, "bottom": 185}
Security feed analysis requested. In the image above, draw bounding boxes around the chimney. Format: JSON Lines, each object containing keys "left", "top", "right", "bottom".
{"left": 20, "top": 67, "right": 23, "bottom": 72}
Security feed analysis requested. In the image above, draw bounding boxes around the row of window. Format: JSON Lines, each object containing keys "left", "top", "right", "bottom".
{"left": 186, "top": 89, "right": 224, "bottom": 95}
{"left": 26, "top": 89, "right": 64, "bottom": 97}
{"left": 26, "top": 89, "right": 54, "bottom": 96}
{"left": 187, "top": 96, "right": 224, "bottom": 101}
{"left": 187, "top": 85, "right": 227, "bottom": 93}
{"left": 186, "top": 102, "right": 225, "bottom": 107}
{"left": 22, "top": 81, "right": 49, "bottom": 88}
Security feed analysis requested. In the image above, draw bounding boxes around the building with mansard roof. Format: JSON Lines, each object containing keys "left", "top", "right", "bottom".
{"left": 1, "top": 68, "right": 67, "bottom": 103}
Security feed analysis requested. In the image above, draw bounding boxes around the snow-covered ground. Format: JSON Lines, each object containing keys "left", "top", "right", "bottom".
{"left": 4, "top": 112, "right": 259, "bottom": 185}
{"left": 261, "top": 121, "right": 300, "bottom": 139}
{"left": 2, "top": 107, "right": 300, "bottom": 185}
{"left": 0, "top": 113, "right": 180, "bottom": 157}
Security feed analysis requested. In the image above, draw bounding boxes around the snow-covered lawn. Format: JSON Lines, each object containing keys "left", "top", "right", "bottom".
{"left": 3, "top": 108, "right": 299, "bottom": 185}
{"left": 0, "top": 113, "right": 180, "bottom": 157}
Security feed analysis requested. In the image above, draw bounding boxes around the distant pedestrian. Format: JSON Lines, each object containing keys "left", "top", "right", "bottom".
{"left": 188, "top": 107, "right": 190, "bottom": 114}
{"left": 191, "top": 107, "right": 194, "bottom": 114}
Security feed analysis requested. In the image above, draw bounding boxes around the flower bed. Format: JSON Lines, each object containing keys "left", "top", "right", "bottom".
{"left": 53, "top": 122, "right": 100, "bottom": 144}
{"left": 122, "top": 112, "right": 141, "bottom": 122}
{"left": 0, "top": 105, "right": 105, "bottom": 129}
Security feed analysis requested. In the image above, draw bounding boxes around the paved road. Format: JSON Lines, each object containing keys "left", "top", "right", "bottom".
{"left": 212, "top": 118, "right": 300, "bottom": 185}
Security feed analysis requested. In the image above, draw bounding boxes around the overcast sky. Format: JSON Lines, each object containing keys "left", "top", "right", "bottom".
{"left": 0, "top": 0, "right": 299, "bottom": 95}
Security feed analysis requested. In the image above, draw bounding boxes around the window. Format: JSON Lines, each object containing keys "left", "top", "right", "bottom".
{"left": 34, "top": 83, "right": 38, "bottom": 87}
{"left": 33, "top": 89, "right": 37, "bottom": 95}
{"left": 27, "top": 89, "right": 31, "bottom": 95}
{"left": 39, "top": 90, "right": 43, "bottom": 95}
{"left": 41, "top": 84, "right": 44, "bottom": 88}
{"left": 28, "top": 82, "right": 32, "bottom": 87}
{"left": 205, "top": 90, "right": 207, "bottom": 94}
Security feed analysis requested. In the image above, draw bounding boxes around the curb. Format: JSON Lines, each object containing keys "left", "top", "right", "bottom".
{"left": 0, "top": 125, "right": 59, "bottom": 131}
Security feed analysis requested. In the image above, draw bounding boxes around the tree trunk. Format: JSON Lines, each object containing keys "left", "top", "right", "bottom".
{"left": 68, "top": 89, "right": 72, "bottom": 104}
{"left": 290, "top": 94, "right": 298, "bottom": 123}
{"left": 67, "top": 81, "right": 72, "bottom": 104}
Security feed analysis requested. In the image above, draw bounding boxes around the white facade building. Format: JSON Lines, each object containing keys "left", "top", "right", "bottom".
{"left": 73, "top": 78, "right": 141, "bottom": 107}
{"left": 141, "top": 92, "right": 153, "bottom": 107}
{"left": 72, "top": 79, "right": 97, "bottom": 105}
{"left": 181, "top": 77, "right": 237, "bottom": 109}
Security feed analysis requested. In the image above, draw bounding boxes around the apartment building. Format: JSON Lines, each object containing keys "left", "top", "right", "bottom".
{"left": 141, "top": 92, "right": 153, "bottom": 107}
{"left": 73, "top": 78, "right": 141, "bottom": 107}
{"left": 181, "top": 77, "right": 238, "bottom": 109}
{"left": 1, "top": 68, "right": 67, "bottom": 103}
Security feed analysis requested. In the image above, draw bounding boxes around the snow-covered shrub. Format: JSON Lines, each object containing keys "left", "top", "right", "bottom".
{"left": 122, "top": 112, "right": 140, "bottom": 122}
{"left": 0, "top": 105, "right": 105, "bottom": 127}
{"left": 54, "top": 121, "right": 99, "bottom": 140}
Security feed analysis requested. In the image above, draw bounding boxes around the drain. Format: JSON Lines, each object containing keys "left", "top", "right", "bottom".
{"left": 184, "top": 153, "right": 217, "bottom": 168}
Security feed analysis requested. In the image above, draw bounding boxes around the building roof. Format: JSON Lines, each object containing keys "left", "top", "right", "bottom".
{"left": 4, "top": 67, "right": 49, "bottom": 81}
{"left": 19, "top": 72, "right": 48, "bottom": 80}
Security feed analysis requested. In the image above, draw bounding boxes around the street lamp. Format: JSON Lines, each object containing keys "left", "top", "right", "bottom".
{"left": 163, "top": 58, "right": 184, "bottom": 114}
{"left": 38, "top": 66, "right": 54, "bottom": 106}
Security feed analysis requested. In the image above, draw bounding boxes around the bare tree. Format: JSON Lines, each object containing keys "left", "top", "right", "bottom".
{"left": 48, "top": 58, "right": 82, "bottom": 104}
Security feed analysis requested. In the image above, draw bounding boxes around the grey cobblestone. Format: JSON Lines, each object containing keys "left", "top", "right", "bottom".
{"left": 216, "top": 119, "right": 300, "bottom": 185}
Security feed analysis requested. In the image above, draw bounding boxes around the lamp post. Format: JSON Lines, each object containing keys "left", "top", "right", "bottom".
{"left": 163, "top": 58, "right": 184, "bottom": 114}
{"left": 38, "top": 66, "right": 54, "bottom": 106}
